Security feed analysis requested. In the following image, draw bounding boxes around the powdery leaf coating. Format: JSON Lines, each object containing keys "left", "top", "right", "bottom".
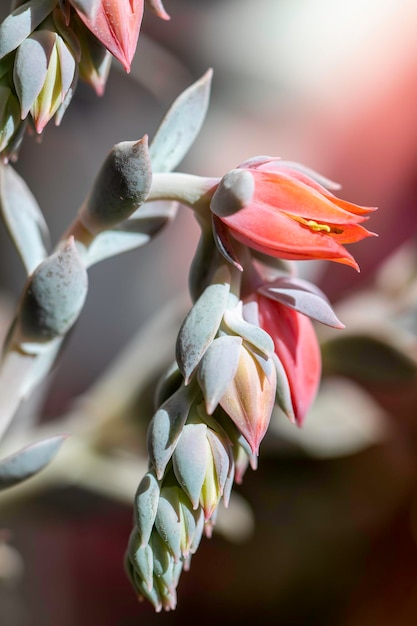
{"left": 134, "top": 470, "right": 160, "bottom": 548}
{"left": 147, "top": 385, "right": 197, "bottom": 480}
{"left": 172, "top": 423, "right": 208, "bottom": 509}
{"left": 149, "top": 69, "right": 213, "bottom": 173}
{"left": 81, "top": 136, "right": 152, "bottom": 234}
{"left": 18, "top": 237, "right": 88, "bottom": 343}
{"left": 198, "top": 335, "right": 242, "bottom": 414}
{"left": 176, "top": 281, "right": 230, "bottom": 384}
{"left": 0, "top": 0, "right": 58, "bottom": 60}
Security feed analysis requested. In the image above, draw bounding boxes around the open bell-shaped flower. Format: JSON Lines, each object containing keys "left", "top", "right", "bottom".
{"left": 211, "top": 158, "right": 377, "bottom": 271}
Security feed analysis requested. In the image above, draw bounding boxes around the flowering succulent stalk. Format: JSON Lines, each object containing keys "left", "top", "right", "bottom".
{"left": 126, "top": 142, "right": 377, "bottom": 610}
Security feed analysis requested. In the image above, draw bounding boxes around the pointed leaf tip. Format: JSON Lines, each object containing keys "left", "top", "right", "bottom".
{"left": 150, "top": 69, "right": 213, "bottom": 173}
{"left": 0, "top": 434, "right": 68, "bottom": 490}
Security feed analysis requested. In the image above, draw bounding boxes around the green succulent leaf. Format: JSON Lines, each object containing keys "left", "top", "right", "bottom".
{"left": 0, "top": 0, "right": 58, "bottom": 60}
{"left": 176, "top": 280, "right": 230, "bottom": 384}
{"left": 149, "top": 69, "right": 212, "bottom": 173}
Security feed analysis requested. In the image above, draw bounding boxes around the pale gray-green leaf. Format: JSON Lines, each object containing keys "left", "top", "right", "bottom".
{"left": 155, "top": 487, "right": 182, "bottom": 560}
{"left": 149, "top": 69, "right": 212, "bottom": 173}
{"left": 18, "top": 238, "right": 88, "bottom": 342}
{"left": 85, "top": 201, "right": 177, "bottom": 267}
{"left": 172, "top": 423, "right": 208, "bottom": 509}
{"left": 134, "top": 470, "right": 160, "bottom": 548}
{"left": 176, "top": 281, "right": 230, "bottom": 383}
{"left": 198, "top": 335, "right": 242, "bottom": 414}
{"left": 0, "top": 434, "right": 67, "bottom": 490}
{"left": 0, "top": 164, "right": 49, "bottom": 274}
{"left": 0, "top": 0, "right": 58, "bottom": 60}
{"left": 147, "top": 385, "right": 197, "bottom": 480}
{"left": 13, "top": 30, "right": 54, "bottom": 118}
{"left": 223, "top": 302, "right": 274, "bottom": 358}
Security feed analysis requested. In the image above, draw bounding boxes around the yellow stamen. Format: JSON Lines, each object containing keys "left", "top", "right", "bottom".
{"left": 305, "top": 220, "right": 331, "bottom": 233}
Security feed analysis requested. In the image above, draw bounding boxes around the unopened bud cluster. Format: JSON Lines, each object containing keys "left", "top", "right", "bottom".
{"left": 0, "top": 0, "right": 168, "bottom": 161}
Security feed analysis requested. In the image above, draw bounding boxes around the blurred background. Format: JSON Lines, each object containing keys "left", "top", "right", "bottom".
{"left": 2, "top": 0, "right": 417, "bottom": 624}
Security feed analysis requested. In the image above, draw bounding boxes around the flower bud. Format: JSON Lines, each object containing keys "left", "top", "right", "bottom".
{"left": 219, "top": 342, "right": 277, "bottom": 455}
{"left": 74, "top": 0, "right": 144, "bottom": 72}
{"left": 13, "top": 28, "right": 77, "bottom": 133}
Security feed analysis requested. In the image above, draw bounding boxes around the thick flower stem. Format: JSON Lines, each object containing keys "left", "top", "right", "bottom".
{"left": 147, "top": 173, "right": 219, "bottom": 214}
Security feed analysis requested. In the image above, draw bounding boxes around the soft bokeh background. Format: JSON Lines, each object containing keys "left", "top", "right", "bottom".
{"left": 2, "top": 0, "right": 417, "bottom": 624}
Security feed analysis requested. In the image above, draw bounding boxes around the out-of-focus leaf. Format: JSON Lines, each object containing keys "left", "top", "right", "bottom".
{"left": 149, "top": 69, "right": 212, "bottom": 173}
{"left": 270, "top": 377, "right": 389, "bottom": 458}
{"left": 0, "top": 338, "right": 62, "bottom": 442}
{"left": 322, "top": 333, "right": 417, "bottom": 383}
{"left": 18, "top": 238, "right": 88, "bottom": 343}
{"left": 0, "top": 164, "right": 49, "bottom": 274}
{"left": 0, "top": 0, "right": 58, "bottom": 60}
{"left": 145, "top": 0, "right": 170, "bottom": 20}
{"left": 85, "top": 201, "right": 177, "bottom": 267}
{"left": 0, "top": 434, "right": 67, "bottom": 490}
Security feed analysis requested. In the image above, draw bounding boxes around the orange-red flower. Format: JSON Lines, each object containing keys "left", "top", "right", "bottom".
{"left": 75, "top": 0, "right": 144, "bottom": 72}
{"left": 256, "top": 292, "right": 321, "bottom": 426}
{"left": 211, "top": 158, "right": 377, "bottom": 271}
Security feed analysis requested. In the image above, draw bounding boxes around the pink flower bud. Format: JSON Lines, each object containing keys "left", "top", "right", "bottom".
{"left": 256, "top": 293, "right": 321, "bottom": 426}
{"left": 219, "top": 343, "right": 277, "bottom": 455}
{"left": 74, "top": 0, "right": 144, "bottom": 72}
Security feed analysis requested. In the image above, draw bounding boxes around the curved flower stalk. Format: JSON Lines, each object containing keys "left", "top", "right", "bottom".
{"left": 126, "top": 129, "right": 378, "bottom": 609}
